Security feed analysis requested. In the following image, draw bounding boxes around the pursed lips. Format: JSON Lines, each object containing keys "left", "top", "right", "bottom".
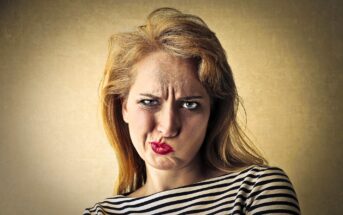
{"left": 150, "top": 141, "right": 174, "bottom": 155}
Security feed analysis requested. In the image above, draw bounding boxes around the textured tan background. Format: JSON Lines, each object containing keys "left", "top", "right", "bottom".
{"left": 0, "top": 0, "right": 342, "bottom": 214}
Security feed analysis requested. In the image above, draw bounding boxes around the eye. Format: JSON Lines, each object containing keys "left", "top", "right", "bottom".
{"left": 139, "top": 99, "right": 159, "bottom": 107}
{"left": 182, "top": 101, "right": 199, "bottom": 110}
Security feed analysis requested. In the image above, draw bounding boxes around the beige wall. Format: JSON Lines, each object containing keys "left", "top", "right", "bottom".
{"left": 1, "top": 0, "right": 342, "bottom": 214}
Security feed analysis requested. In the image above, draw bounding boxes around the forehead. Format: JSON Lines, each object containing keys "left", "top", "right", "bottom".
{"left": 130, "top": 51, "right": 206, "bottom": 96}
{"left": 135, "top": 51, "right": 197, "bottom": 80}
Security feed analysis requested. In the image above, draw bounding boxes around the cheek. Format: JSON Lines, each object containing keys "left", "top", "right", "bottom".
{"left": 127, "top": 109, "right": 155, "bottom": 159}
{"left": 180, "top": 114, "right": 209, "bottom": 148}
{"left": 128, "top": 108, "right": 155, "bottom": 140}
{"left": 183, "top": 111, "right": 210, "bottom": 137}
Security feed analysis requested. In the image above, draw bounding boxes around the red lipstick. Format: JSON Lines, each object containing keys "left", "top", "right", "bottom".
{"left": 150, "top": 141, "right": 174, "bottom": 155}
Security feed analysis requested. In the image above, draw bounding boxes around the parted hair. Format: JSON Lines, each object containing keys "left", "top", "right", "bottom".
{"left": 100, "top": 7, "right": 267, "bottom": 195}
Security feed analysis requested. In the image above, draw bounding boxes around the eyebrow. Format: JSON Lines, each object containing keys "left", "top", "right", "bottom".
{"left": 139, "top": 93, "right": 204, "bottom": 100}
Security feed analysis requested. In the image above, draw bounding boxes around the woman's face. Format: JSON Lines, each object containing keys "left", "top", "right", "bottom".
{"left": 122, "top": 51, "right": 211, "bottom": 171}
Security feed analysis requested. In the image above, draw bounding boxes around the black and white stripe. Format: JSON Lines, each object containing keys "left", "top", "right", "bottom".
{"left": 84, "top": 166, "right": 300, "bottom": 215}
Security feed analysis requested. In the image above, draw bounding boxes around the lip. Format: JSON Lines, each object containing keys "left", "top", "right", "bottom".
{"left": 150, "top": 141, "right": 174, "bottom": 155}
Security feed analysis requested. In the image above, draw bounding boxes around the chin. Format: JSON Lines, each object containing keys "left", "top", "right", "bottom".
{"left": 148, "top": 156, "right": 180, "bottom": 170}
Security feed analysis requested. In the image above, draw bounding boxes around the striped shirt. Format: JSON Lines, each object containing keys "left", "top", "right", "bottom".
{"left": 84, "top": 166, "right": 300, "bottom": 214}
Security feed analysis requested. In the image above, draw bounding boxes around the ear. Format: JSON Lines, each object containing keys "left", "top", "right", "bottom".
{"left": 121, "top": 98, "right": 129, "bottom": 123}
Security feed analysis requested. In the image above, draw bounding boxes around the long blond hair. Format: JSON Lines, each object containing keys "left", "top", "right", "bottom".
{"left": 100, "top": 7, "right": 267, "bottom": 195}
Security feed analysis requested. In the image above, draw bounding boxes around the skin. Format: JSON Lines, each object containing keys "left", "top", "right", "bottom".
{"left": 122, "top": 51, "right": 222, "bottom": 197}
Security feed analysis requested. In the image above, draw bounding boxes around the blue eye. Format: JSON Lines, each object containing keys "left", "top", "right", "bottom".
{"left": 182, "top": 101, "right": 198, "bottom": 110}
{"left": 139, "top": 99, "right": 159, "bottom": 106}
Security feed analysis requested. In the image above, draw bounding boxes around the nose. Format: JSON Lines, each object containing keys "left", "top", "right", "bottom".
{"left": 156, "top": 105, "right": 181, "bottom": 138}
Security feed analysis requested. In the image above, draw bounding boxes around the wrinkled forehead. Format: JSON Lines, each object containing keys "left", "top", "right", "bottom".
{"left": 130, "top": 51, "right": 205, "bottom": 97}
{"left": 156, "top": 73, "right": 199, "bottom": 98}
{"left": 155, "top": 59, "right": 197, "bottom": 85}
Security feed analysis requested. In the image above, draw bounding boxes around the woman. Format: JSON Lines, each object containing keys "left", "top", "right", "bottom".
{"left": 84, "top": 8, "right": 300, "bottom": 214}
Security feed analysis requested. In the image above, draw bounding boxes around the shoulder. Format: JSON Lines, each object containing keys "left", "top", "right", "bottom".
{"left": 83, "top": 195, "right": 126, "bottom": 215}
{"left": 215, "top": 165, "right": 293, "bottom": 186}
{"left": 241, "top": 165, "right": 294, "bottom": 183}
{"left": 236, "top": 165, "right": 300, "bottom": 214}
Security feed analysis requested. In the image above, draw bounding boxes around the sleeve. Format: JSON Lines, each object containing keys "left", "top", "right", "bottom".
{"left": 246, "top": 167, "right": 301, "bottom": 215}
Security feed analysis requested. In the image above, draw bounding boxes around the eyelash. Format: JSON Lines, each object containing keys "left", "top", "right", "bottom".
{"left": 139, "top": 99, "right": 159, "bottom": 107}
{"left": 181, "top": 101, "right": 199, "bottom": 110}
{"left": 138, "top": 99, "right": 199, "bottom": 110}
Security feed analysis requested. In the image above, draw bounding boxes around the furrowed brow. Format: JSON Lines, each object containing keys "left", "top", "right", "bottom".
{"left": 180, "top": 96, "right": 203, "bottom": 100}
{"left": 139, "top": 94, "right": 203, "bottom": 100}
{"left": 139, "top": 93, "right": 160, "bottom": 99}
